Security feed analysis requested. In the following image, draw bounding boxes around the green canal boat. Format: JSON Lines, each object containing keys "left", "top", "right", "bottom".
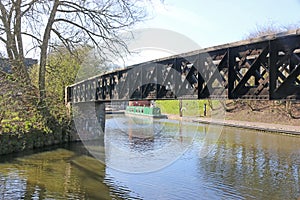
{"left": 125, "top": 106, "right": 167, "bottom": 119}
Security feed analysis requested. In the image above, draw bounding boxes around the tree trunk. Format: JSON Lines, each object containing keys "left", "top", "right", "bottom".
{"left": 0, "top": 1, "right": 30, "bottom": 83}
{"left": 38, "top": 0, "right": 60, "bottom": 103}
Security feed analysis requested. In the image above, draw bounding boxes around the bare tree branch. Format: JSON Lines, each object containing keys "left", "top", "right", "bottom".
{"left": 0, "top": 36, "right": 7, "bottom": 43}
{"left": 0, "top": 0, "right": 152, "bottom": 104}
{"left": 21, "top": 31, "right": 42, "bottom": 43}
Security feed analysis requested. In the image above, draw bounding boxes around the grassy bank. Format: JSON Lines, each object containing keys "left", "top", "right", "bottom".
{"left": 156, "top": 99, "right": 300, "bottom": 127}
{"left": 156, "top": 100, "right": 217, "bottom": 117}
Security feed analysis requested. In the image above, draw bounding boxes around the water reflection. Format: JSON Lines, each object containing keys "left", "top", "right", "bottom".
{"left": 0, "top": 147, "right": 113, "bottom": 200}
{"left": 104, "top": 116, "right": 300, "bottom": 199}
{"left": 199, "top": 129, "right": 300, "bottom": 199}
{"left": 0, "top": 115, "right": 299, "bottom": 200}
{"left": 104, "top": 115, "right": 199, "bottom": 173}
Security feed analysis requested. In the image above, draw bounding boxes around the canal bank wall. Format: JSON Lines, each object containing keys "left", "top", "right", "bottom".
{"left": 0, "top": 103, "right": 106, "bottom": 156}
{"left": 0, "top": 127, "right": 78, "bottom": 156}
{"left": 167, "top": 115, "right": 300, "bottom": 135}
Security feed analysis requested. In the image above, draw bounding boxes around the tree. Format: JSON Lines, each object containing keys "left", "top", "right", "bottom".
{"left": 245, "top": 22, "right": 299, "bottom": 39}
{"left": 30, "top": 46, "right": 89, "bottom": 122}
{"left": 0, "top": 0, "right": 28, "bottom": 81}
{"left": 0, "top": 0, "right": 148, "bottom": 104}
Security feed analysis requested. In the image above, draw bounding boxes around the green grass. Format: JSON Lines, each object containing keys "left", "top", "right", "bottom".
{"left": 156, "top": 100, "right": 180, "bottom": 115}
{"left": 156, "top": 100, "right": 214, "bottom": 116}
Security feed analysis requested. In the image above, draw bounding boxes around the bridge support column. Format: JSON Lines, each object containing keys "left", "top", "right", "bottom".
{"left": 95, "top": 102, "right": 106, "bottom": 134}
{"left": 72, "top": 102, "right": 106, "bottom": 141}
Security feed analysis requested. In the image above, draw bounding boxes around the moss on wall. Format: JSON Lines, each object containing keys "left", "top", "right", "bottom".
{"left": 0, "top": 129, "right": 75, "bottom": 156}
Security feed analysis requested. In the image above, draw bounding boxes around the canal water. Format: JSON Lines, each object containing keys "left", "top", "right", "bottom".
{"left": 0, "top": 114, "right": 299, "bottom": 200}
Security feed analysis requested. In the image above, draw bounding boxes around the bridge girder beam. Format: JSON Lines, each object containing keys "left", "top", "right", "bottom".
{"left": 66, "top": 30, "right": 300, "bottom": 104}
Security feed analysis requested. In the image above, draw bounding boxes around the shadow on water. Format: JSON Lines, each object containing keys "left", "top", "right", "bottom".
{"left": 0, "top": 141, "right": 124, "bottom": 200}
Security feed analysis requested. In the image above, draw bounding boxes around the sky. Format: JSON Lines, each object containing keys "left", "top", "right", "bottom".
{"left": 3, "top": 0, "right": 300, "bottom": 66}
{"left": 119, "top": 0, "right": 300, "bottom": 65}
{"left": 142, "top": 0, "right": 300, "bottom": 48}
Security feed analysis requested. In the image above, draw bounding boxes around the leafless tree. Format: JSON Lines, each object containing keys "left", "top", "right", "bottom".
{"left": 246, "top": 21, "right": 300, "bottom": 39}
{"left": 0, "top": 0, "right": 150, "bottom": 103}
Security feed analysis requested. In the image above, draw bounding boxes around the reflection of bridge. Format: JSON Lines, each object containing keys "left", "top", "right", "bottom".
{"left": 66, "top": 29, "right": 300, "bottom": 104}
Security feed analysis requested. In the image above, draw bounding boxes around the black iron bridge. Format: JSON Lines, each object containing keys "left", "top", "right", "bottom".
{"left": 66, "top": 29, "right": 300, "bottom": 104}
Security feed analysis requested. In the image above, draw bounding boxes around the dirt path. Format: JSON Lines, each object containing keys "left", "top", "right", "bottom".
{"left": 167, "top": 114, "right": 300, "bottom": 135}
{"left": 192, "top": 117, "right": 300, "bottom": 135}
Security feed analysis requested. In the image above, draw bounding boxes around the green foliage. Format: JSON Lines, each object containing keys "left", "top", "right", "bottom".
{"left": 0, "top": 71, "right": 50, "bottom": 134}
{"left": 1, "top": 45, "right": 109, "bottom": 135}
{"left": 30, "top": 48, "right": 79, "bottom": 124}
{"left": 75, "top": 49, "right": 111, "bottom": 81}
{"left": 29, "top": 46, "right": 110, "bottom": 125}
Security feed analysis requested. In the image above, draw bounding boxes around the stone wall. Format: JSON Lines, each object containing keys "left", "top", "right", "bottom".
{"left": 0, "top": 102, "right": 106, "bottom": 156}
{"left": 0, "top": 128, "right": 77, "bottom": 155}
